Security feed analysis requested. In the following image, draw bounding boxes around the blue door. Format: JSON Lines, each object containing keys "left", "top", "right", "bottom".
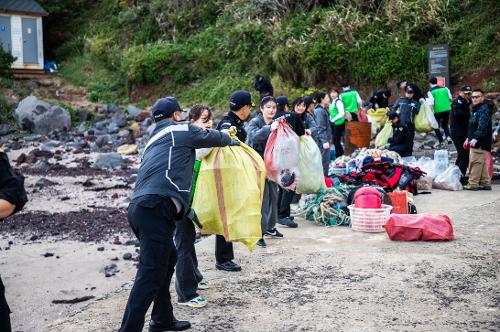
{"left": 22, "top": 17, "right": 38, "bottom": 64}
{"left": 0, "top": 16, "right": 11, "bottom": 53}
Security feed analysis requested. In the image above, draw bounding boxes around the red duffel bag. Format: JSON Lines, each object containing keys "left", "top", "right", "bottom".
{"left": 384, "top": 213, "right": 454, "bottom": 241}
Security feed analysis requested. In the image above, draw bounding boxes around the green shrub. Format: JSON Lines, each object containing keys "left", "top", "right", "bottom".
{"left": 0, "top": 95, "right": 13, "bottom": 124}
{"left": 0, "top": 48, "right": 16, "bottom": 78}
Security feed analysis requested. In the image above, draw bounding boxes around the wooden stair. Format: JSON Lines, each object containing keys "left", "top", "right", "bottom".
{"left": 13, "top": 68, "right": 49, "bottom": 79}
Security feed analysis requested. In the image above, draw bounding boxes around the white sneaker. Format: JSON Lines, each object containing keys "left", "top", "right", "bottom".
{"left": 198, "top": 280, "right": 209, "bottom": 290}
{"left": 178, "top": 295, "right": 207, "bottom": 308}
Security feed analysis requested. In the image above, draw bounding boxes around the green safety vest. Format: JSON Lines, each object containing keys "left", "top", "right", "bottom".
{"left": 189, "top": 160, "right": 201, "bottom": 205}
{"left": 340, "top": 90, "right": 359, "bottom": 114}
{"left": 431, "top": 87, "right": 451, "bottom": 113}
{"left": 329, "top": 100, "right": 345, "bottom": 126}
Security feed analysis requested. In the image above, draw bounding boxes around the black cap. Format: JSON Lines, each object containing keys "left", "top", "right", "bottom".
{"left": 387, "top": 110, "right": 399, "bottom": 119}
{"left": 460, "top": 85, "right": 472, "bottom": 93}
{"left": 405, "top": 85, "right": 414, "bottom": 93}
{"left": 229, "top": 90, "right": 253, "bottom": 111}
{"left": 304, "top": 96, "right": 313, "bottom": 107}
{"left": 151, "top": 97, "right": 181, "bottom": 122}
{"left": 276, "top": 96, "right": 289, "bottom": 107}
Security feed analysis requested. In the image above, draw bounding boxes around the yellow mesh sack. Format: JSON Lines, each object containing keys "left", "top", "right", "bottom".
{"left": 192, "top": 141, "right": 265, "bottom": 250}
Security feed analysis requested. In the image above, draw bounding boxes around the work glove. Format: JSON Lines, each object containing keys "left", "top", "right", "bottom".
{"left": 469, "top": 139, "right": 477, "bottom": 148}
{"left": 463, "top": 139, "right": 471, "bottom": 150}
{"left": 270, "top": 121, "right": 279, "bottom": 131}
{"left": 323, "top": 142, "right": 330, "bottom": 150}
{"left": 305, "top": 129, "right": 311, "bottom": 136}
{"left": 229, "top": 138, "right": 240, "bottom": 146}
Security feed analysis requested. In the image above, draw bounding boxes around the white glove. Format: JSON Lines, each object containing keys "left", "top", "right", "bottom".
{"left": 494, "top": 132, "right": 498, "bottom": 141}
{"left": 305, "top": 129, "right": 311, "bottom": 136}
{"left": 470, "top": 139, "right": 478, "bottom": 147}
{"left": 323, "top": 142, "right": 330, "bottom": 150}
{"left": 221, "top": 128, "right": 230, "bottom": 135}
{"left": 270, "top": 121, "right": 279, "bottom": 131}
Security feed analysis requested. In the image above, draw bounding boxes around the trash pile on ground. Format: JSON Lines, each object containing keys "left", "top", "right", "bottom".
{"left": 295, "top": 147, "right": 458, "bottom": 241}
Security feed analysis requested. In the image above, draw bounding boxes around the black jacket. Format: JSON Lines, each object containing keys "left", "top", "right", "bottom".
{"left": 468, "top": 101, "right": 493, "bottom": 151}
{"left": 450, "top": 96, "right": 470, "bottom": 137}
{"left": 369, "top": 90, "right": 389, "bottom": 108}
{"left": 254, "top": 76, "right": 274, "bottom": 97}
{"left": 272, "top": 110, "right": 306, "bottom": 136}
{"left": 0, "top": 151, "right": 28, "bottom": 214}
{"left": 297, "top": 112, "right": 318, "bottom": 136}
{"left": 217, "top": 111, "right": 247, "bottom": 142}
{"left": 392, "top": 97, "right": 420, "bottom": 127}
{"left": 388, "top": 123, "right": 414, "bottom": 157}
{"left": 132, "top": 121, "right": 231, "bottom": 215}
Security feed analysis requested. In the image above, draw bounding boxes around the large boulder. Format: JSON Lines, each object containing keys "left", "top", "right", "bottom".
{"left": 15, "top": 96, "right": 71, "bottom": 135}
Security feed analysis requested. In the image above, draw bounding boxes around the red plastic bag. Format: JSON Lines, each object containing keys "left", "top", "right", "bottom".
{"left": 358, "top": 107, "right": 368, "bottom": 122}
{"left": 263, "top": 120, "right": 300, "bottom": 189}
{"left": 486, "top": 152, "right": 493, "bottom": 178}
{"left": 384, "top": 213, "right": 454, "bottom": 241}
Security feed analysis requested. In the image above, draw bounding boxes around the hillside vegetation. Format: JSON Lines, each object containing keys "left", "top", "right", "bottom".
{"left": 37, "top": 0, "right": 500, "bottom": 109}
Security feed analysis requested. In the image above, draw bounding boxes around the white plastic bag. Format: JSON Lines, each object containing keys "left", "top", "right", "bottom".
{"left": 433, "top": 150, "right": 449, "bottom": 178}
{"left": 264, "top": 121, "right": 300, "bottom": 189}
{"left": 296, "top": 135, "right": 325, "bottom": 194}
{"left": 433, "top": 165, "right": 463, "bottom": 191}
{"left": 416, "top": 156, "right": 436, "bottom": 178}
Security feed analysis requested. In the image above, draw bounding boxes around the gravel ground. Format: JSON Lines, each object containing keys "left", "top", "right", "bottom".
{"left": 27, "top": 187, "right": 500, "bottom": 332}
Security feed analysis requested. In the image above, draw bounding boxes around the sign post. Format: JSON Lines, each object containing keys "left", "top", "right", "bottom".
{"left": 428, "top": 44, "right": 450, "bottom": 88}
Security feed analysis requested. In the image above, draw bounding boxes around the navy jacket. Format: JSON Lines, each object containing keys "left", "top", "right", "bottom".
{"left": 392, "top": 97, "right": 420, "bottom": 127}
{"left": 132, "top": 121, "right": 231, "bottom": 215}
{"left": 450, "top": 96, "right": 470, "bottom": 137}
{"left": 217, "top": 111, "right": 247, "bottom": 142}
{"left": 468, "top": 101, "right": 493, "bottom": 151}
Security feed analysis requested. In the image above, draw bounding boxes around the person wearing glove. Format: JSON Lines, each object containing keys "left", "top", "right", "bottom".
{"left": 175, "top": 105, "right": 230, "bottom": 309}
{"left": 271, "top": 96, "right": 307, "bottom": 229}
{"left": 313, "top": 91, "right": 333, "bottom": 176}
{"left": 213, "top": 90, "right": 253, "bottom": 272}
{"left": 464, "top": 89, "right": 493, "bottom": 191}
{"left": 118, "top": 97, "right": 234, "bottom": 332}
{"left": 246, "top": 96, "right": 284, "bottom": 246}
{"left": 329, "top": 88, "right": 346, "bottom": 158}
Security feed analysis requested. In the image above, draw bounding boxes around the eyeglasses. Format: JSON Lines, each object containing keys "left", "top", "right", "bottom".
{"left": 471, "top": 95, "right": 482, "bottom": 99}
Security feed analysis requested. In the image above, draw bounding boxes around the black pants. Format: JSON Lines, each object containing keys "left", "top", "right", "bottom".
{"left": 350, "top": 113, "right": 358, "bottom": 122}
{"left": 174, "top": 218, "right": 203, "bottom": 303}
{"left": 215, "top": 235, "right": 234, "bottom": 264}
{"left": 434, "top": 111, "right": 451, "bottom": 143}
{"left": 332, "top": 123, "right": 345, "bottom": 158}
{"left": 119, "top": 198, "right": 178, "bottom": 332}
{"left": 451, "top": 135, "right": 469, "bottom": 176}
{"left": 278, "top": 188, "right": 295, "bottom": 219}
{"left": 0, "top": 276, "right": 11, "bottom": 332}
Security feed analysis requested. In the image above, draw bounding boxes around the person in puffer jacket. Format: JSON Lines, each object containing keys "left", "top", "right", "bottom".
{"left": 246, "top": 96, "right": 283, "bottom": 248}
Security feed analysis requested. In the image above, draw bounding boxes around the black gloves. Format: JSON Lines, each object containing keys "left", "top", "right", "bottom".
{"left": 229, "top": 138, "right": 240, "bottom": 146}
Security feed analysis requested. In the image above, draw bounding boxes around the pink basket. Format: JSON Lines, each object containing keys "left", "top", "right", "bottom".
{"left": 347, "top": 204, "right": 393, "bottom": 233}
